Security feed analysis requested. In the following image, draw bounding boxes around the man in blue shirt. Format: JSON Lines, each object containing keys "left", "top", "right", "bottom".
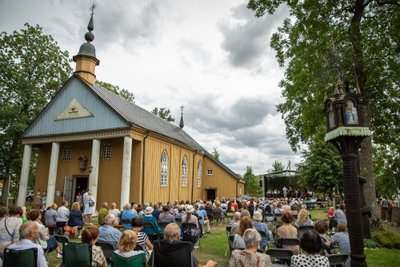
{"left": 98, "top": 214, "right": 122, "bottom": 249}
{"left": 196, "top": 205, "right": 210, "bottom": 233}
{"left": 8, "top": 221, "right": 48, "bottom": 267}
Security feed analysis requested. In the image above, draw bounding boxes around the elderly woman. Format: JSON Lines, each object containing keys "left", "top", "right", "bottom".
{"left": 291, "top": 230, "right": 329, "bottom": 267}
{"left": 131, "top": 216, "right": 154, "bottom": 257}
{"left": 121, "top": 203, "right": 136, "bottom": 230}
{"left": 314, "top": 220, "right": 334, "bottom": 255}
{"left": 44, "top": 203, "right": 58, "bottom": 235}
{"left": 229, "top": 228, "right": 272, "bottom": 267}
{"left": 233, "top": 216, "right": 253, "bottom": 250}
{"left": 28, "top": 209, "right": 60, "bottom": 255}
{"left": 108, "top": 202, "right": 121, "bottom": 224}
{"left": 252, "top": 211, "right": 271, "bottom": 250}
{"left": 115, "top": 230, "right": 146, "bottom": 259}
{"left": 82, "top": 226, "right": 107, "bottom": 267}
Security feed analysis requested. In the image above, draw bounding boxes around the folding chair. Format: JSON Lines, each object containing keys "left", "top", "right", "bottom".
{"left": 266, "top": 248, "right": 293, "bottom": 267}
{"left": 4, "top": 247, "right": 38, "bottom": 267}
{"left": 96, "top": 241, "right": 115, "bottom": 265}
{"left": 62, "top": 242, "right": 92, "bottom": 267}
{"left": 181, "top": 223, "right": 200, "bottom": 245}
{"left": 143, "top": 221, "right": 161, "bottom": 243}
{"left": 111, "top": 251, "right": 146, "bottom": 267}
{"left": 228, "top": 235, "right": 235, "bottom": 254}
{"left": 328, "top": 253, "right": 349, "bottom": 266}
{"left": 151, "top": 240, "right": 193, "bottom": 267}
{"left": 297, "top": 225, "right": 314, "bottom": 239}
{"left": 277, "top": 237, "right": 300, "bottom": 248}
{"left": 54, "top": 234, "right": 70, "bottom": 246}
{"left": 264, "top": 213, "right": 275, "bottom": 225}
{"left": 226, "top": 226, "right": 232, "bottom": 238}
{"left": 158, "top": 222, "right": 169, "bottom": 234}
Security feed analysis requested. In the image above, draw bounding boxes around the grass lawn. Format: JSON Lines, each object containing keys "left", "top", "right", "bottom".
{"left": 46, "top": 210, "right": 400, "bottom": 267}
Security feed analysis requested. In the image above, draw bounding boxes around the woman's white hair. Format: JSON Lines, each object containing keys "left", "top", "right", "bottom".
{"left": 243, "top": 228, "right": 261, "bottom": 248}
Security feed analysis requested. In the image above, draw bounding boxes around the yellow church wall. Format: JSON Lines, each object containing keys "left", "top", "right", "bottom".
{"left": 203, "top": 157, "right": 238, "bottom": 200}
{"left": 130, "top": 140, "right": 143, "bottom": 204}
{"left": 34, "top": 144, "right": 51, "bottom": 195}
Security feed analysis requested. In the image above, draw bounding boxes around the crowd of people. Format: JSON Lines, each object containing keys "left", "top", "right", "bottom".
{"left": 0, "top": 192, "right": 355, "bottom": 267}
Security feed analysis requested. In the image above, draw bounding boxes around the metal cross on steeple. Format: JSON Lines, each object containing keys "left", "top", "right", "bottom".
{"left": 90, "top": 2, "right": 97, "bottom": 15}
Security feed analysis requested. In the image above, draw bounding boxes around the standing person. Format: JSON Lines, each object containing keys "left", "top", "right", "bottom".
{"left": 82, "top": 189, "right": 89, "bottom": 222}
{"left": 98, "top": 202, "right": 108, "bottom": 226}
{"left": 56, "top": 200, "right": 69, "bottom": 233}
{"left": 34, "top": 192, "right": 42, "bottom": 209}
{"left": 76, "top": 191, "right": 83, "bottom": 211}
{"left": 327, "top": 206, "right": 336, "bottom": 231}
{"left": 291, "top": 230, "right": 330, "bottom": 267}
{"left": 8, "top": 221, "right": 48, "bottom": 267}
{"left": 44, "top": 203, "right": 58, "bottom": 235}
{"left": 282, "top": 186, "right": 288, "bottom": 198}
{"left": 81, "top": 226, "right": 107, "bottom": 267}
{"left": 83, "top": 191, "right": 95, "bottom": 224}
{"left": 196, "top": 205, "right": 210, "bottom": 234}
{"left": 0, "top": 207, "right": 22, "bottom": 257}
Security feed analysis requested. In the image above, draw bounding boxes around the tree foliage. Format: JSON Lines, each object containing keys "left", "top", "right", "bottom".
{"left": 151, "top": 107, "right": 175, "bottom": 122}
{"left": 248, "top": 0, "right": 400, "bottom": 218}
{"left": 243, "top": 166, "right": 263, "bottom": 196}
{"left": 212, "top": 148, "right": 220, "bottom": 161}
{"left": 0, "top": 24, "right": 72, "bottom": 203}
{"left": 268, "top": 160, "right": 285, "bottom": 173}
{"left": 297, "top": 140, "right": 343, "bottom": 195}
{"left": 96, "top": 80, "right": 135, "bottom": 102}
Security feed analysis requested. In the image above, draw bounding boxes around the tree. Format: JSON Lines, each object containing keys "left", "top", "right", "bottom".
{"left": 268, "top": 160, "right": 285, "bottom": 173}
{"left": 212, "top": 148, "right": 220, "bottom": 161}
{"left": 243, "top": 166, "right": 263, "bottom": 196}
{"left": 0, "top": 24, "right": 72, "bottom": 204}
{"left": 248, "top": 0, "right": 400, "bottom": 222}
{"left": 297, "top": 140, "right": 343, "bottom": 195}
{"left": 95, "top": 80, "right": 135, "bottom": 102}
{"left": 151, "top": 107, "right": 175, "bottom": 122}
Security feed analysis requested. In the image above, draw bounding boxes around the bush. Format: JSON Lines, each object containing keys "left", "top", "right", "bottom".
{"left": 364, "top": 238, "right": 381, "bottom": 249}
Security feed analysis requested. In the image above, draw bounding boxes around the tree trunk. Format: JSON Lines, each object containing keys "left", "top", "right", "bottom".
{"left": 1, "top": 137, "right": 20, "bottom": 206}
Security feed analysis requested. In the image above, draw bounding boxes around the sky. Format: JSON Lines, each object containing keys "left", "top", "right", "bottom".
{"left": 0, "top": 0, "right": 301, "bottom": 175}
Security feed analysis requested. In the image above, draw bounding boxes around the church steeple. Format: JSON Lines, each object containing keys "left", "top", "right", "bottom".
{"left": 73, "top": 4, "right": 100, "bottom": 85}
{"left": 179, "top": 106, "right": 185, "bottom": 129}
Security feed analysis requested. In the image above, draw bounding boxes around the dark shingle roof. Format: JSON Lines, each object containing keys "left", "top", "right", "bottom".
{"left": 85, "top": 77, "right": 240, "bottom": 179}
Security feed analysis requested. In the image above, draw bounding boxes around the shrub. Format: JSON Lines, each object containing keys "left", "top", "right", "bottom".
{"left": 372, "top": 232, "right": 400, "bottom": 249}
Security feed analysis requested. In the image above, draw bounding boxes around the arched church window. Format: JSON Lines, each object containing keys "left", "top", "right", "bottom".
{"left": 161, "top": 150, "right": 168, "bottom": 187}
{"left": 182, "top": 156, "right": 188, "bottom": 187}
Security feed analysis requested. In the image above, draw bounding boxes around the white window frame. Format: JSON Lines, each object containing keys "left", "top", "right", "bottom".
{"left": 207, "top": 169, "right": 213, "bottom": 176}
{"left": 181, "top": 156, "right": 188, "bottom": 187}
{"left": 100, "top": 144, "right": 111, "bottom": 159}
{"left": 161, "top": 150, "right": 168, "bottom": 187}
{"left": 197, "top": 161, "right": 202, "bottom": 188}
{"left": 62, "top": 146, "right": 72, "bottom": 161}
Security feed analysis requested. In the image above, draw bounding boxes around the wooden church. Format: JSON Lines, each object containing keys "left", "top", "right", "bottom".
{"left": 16, "top": 13, "right": 244, "bottom": 209}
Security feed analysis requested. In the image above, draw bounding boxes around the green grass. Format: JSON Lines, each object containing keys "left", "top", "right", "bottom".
{"left": 365, "top": 248, "right": 400, "bottom": 267}
{"left": 195, "top": 225, "right": 230, "bottom": 266}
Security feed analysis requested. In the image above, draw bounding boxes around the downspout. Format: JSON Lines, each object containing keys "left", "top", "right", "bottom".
{"left": 191, "top": 149, "right": 198, "bottom": 203}
{"left": 141, "top": 131, "right": 150, "bottom": 204}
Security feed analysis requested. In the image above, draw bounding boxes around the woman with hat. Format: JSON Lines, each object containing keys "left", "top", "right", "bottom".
{"left": 142, "top": 206, "right": 162, "bottom": 238}
{"left": 182, "top": 205, "right": 199, "bottom": 229}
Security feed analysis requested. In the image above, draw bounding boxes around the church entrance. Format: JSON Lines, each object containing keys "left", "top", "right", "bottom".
{"left": 63, "top": 176, "right": 88, "bottom": 205}
{"left": 206, "top": 189, "right": 216, "bottom": 202}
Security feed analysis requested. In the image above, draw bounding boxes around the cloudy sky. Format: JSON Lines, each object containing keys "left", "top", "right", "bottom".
{"left": 0, "top": 0, "right": 301, "bottom": 175}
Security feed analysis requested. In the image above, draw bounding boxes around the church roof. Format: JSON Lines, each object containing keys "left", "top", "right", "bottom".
{"left": 85, "top": 76, "right": 240, "bottom": 179}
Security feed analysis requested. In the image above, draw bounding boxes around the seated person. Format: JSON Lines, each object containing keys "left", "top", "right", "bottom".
{"left": 120, "top": 203, "right": 136, "bottom": 230}
{"left": 115, "top": 230, "right": 146, "bottom": 260}
{"left": 8, "top": 221, "right": 48, "bottom": 267}
{"left": 131, "top": 216, "right": 153, "bottom": 257}
{"left": 142, "top": 207, "right": 162, "bottom": 238}
{"left": 81, "top": 226, "right": 106, "bottom": 267}
{"left": 295, "top": 209, "right": 313, "bottom": 228}
{"left": 28, "top": 209, "right": 60, "bottom": 255}
{"left": 314, "top": 220, "right": 334, "bottom": 255}
{"left": 229, "top": 228, "right": 272, "bottom": 267}
{"left": 276, "top": 211, "right": 299, "bottom": 254}
{"left": 97, "top": 202, "right": 108, "bottom": 226}
{"left": 98, "top": 214, "right": 122, "bottom": 249}
{"left": 291, "top": 230, "right": 329, "bottom": 267}
{"left": 233, "top": 217, "right": 253, "bottom": 250}
{"left": 107, "top": 202, "right": 121, "bottom": 225}
{"left": 252, "top": 211, "right": 271, "bottom": 250}
{"left": 149, "top": 223, "right": 216, "bottom": 267}
{"left": 67, "top": 202, "right": 84, "bottom": 238}
{"left": 158, "top": 205, "right": 175, "bottom": 224}
{"left": 0, "top": 206, "right": 22, "bottom": 258}
{"left": 332, "top": 223, "right": 350, "bottom": 254}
